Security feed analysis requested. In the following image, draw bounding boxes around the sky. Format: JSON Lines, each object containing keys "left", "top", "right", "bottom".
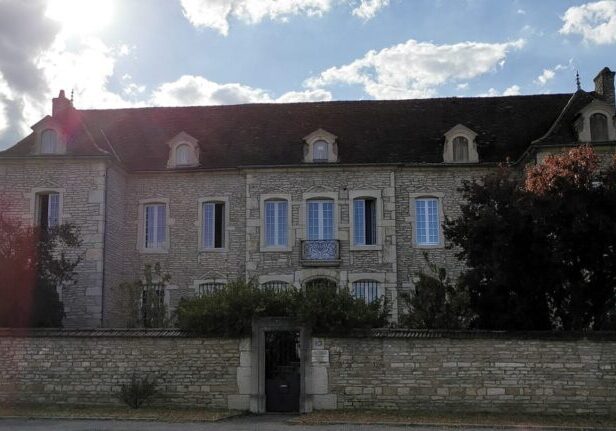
{"left": 0, "top": 0, "right": 615, "bottom": 149}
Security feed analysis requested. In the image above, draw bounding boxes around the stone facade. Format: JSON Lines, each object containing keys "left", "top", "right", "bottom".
{"left": 2, "top": 330, "right": 616, "bottom": 415}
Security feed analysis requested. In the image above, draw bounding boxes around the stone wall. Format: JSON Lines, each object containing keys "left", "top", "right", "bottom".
{"left": 317, "top": 333, "right": 616, "bottom": 415}
{"left": 0, "top": 158, "right": 108, "bottom": 327}
{"left": 0, "top": 330, "right": 242, "bottom": 409}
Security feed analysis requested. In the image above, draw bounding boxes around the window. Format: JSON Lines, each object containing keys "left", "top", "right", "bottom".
{"left": 307, "top": 200, "right": 334, "bottom": 240}
{"left": 197, "top": 282, "right": 225, "bottom": 296}
{"left": 452, "top": 136, "right": 469, "bottom": 162}
{"left": 313, "top": 140, "right": 328, "bottom": 162}
{"left": 590, "top": 113, "right": 609, "bottom": 142}
{"left": 37, "top": 192, "right": 60, "bottom": 229}
{"left": 41, "top": 129, "right": 58, "bottom": 154}
{"left": 144, "top": 204, "right": 166, "bottom": 249}
{"left": 415, "top": 198, "right": 439, "bottom": 246}
{"left": 352, "top": 280, "right": 379, "bottom": 303}
{"left": 353, "top": 198, "right": 376, "bottom": 246}
{"left": 264, "top": 200, "right": 288, "bottom": 247}
{"left": 202, "top": 202, "right": 225, "bottom": 249}
{"left": 261, "top": 281, "right": 291, "bottom": 292}
{"left": 175, "top": 144, "right": 192, "bottom": 165}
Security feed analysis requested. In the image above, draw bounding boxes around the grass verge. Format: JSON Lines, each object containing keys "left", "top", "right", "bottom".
{"left": 290, "top": 410, "right": 616, "bottom": 428}
{"left": 0, "top": 404, "right": 241, "bottom": 422}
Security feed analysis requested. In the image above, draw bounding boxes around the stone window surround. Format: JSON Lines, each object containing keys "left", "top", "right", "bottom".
{"left": 303, "top": 129, "right": 338, "bottom": 163}
{"left": 443, "top": 124, "right": 479, "bottom": 163}
{"left": 259, "top": 193, "right": 293, "bottom": 252}
{"left": 166, "top": 132, "right": 200, "bottom": 168}
{"left": 196, "top": 196, "right": 230, "bottom": 253}
{"left": 300, "top": 191, "right": 340, "bottom": 241}
{"left": 33, "top": 122, "right": 67, "bottom": 155}
{"left": 575, "top": 100, "right": 616, "bottom": 142}
{"left": 137, "top": 198, "right": 171, "bottom": 254}
{"left": 409, "top": 192, "right": 445, "bottom": 249}
{"left": 349, "top": 189, "right": 383, "bottom": 251}
{"left": 192, "top": 278, "right": 227, "bottom": 296}
{"left": 28, "top": 187, "right": 65, "bottom": 227}
{"left": 348, "top": 272, "right": 386, "bottom": 300}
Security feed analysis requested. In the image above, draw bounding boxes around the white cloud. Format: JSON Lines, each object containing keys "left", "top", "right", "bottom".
{"left": 517, "top": 8, "right": 526, "bottom": 15}
{"left": 305, "top": 38, "right": 525, "bottom": 99}
{"left": 150, "top": 75, "right": 331, "bottom": 106}
{"left": 503, "top": 85, "right": 521, "bottom": 96}
{"left": 560, "top": 0, "right": 616, "bottom": 44}
{"left": 352, "top": 0, "right": 389, "bottom": 20}
{"left": 180, "top": 0, "right": 389, "bottom": 35}
{"left": 456, "top": 83, "right": 469, "bottom": 90}
{"left": 533, "top": 63, "right": 570, "bottom": 86}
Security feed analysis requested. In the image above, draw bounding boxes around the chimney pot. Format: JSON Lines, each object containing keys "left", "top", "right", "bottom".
{"left": 593, "top": 67, "right": 615, "bottom": 107}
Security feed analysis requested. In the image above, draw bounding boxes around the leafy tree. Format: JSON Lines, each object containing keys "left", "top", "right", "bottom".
{"left": 0, "top": 210, "right": 82, "bottom": 327}
{"left": 119, "top": 263, "right": 171, "bottom": 328}
{"left": 400, "top": 253, "right": 473, "bottom": 329}
{"left": 445, "top": 146, "right": 616, "bottom": 330}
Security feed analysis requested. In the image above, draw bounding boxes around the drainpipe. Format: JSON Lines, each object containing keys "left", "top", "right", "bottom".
{"left": 100, "top": 164, "right": 109, "bottom": 327}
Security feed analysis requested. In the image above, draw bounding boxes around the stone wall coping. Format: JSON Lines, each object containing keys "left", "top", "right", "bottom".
{"left": 2, "top": 327, "right": 616, "bottom": 340}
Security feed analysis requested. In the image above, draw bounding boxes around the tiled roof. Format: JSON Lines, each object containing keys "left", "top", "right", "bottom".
{"left": 0, "top": 94, "right": 576, "bottom": 170}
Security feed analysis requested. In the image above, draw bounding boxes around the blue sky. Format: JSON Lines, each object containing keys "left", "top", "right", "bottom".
{"left": 0, "top": 0, "right": 615, "bottom": 149}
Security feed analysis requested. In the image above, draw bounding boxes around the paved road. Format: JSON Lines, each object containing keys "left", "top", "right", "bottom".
{"left": 0, "top": 414, "right": 508, "bottom": 431}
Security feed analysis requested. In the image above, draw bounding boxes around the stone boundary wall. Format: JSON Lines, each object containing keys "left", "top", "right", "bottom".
{"left": 318, "top": 334, "right": 616, "bottom": 415}
{"left": 0, "top": 330, "right": 243, "bottom": 409}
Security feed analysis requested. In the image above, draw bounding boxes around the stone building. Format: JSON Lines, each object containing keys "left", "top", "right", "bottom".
{"left": 1, "top": 67, "right": 615, "bottom": 328}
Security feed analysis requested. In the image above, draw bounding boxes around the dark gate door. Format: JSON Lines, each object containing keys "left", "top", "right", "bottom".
{"left": 265, "top": 330, "right": 301, "bottom": 412}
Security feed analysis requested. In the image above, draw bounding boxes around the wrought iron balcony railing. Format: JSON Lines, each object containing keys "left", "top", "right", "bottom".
{"left": 300, "top": 240, "right": 341, "bottom": 266}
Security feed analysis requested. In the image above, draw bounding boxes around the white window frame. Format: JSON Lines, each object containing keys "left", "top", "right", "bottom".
{"left": 349, "top": 190, "right": 382, "bottom": 251}
{"left": 197, "top": 196, "right": 230, "bottom": 252}
{"left": 29, "top": 187, "right": 64, "bottom": 227}
{"left": 175, "top": 143, "right": 192, "bottom": 166}
{"left": 348, "top": 273, "right": 386, "bottom": 303}
{"left": 409, "top": 192, "right": 445, "bottom": 249}
{"left": 166, "top": 132, "right": 200, "bottom": 168}
{"left": 351, "top": 280, "right": 380, "bottom": 303}
{"left": 137, "top": 198, "right": 170, "bottom": 254}
{"left": 260, "top": 194, "right": 292, "bottom": 252}
{"left": 301, "top": 191, "right": 339, "bottom": 241}
{"left": 306, "top": 199, "right": 335, "bottom": 240}
{"left": 40, "top": 129, "right": 59, "bottom": 154}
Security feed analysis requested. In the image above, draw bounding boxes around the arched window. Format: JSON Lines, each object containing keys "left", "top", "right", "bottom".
{"left": 313, "top": 140, "right": 328, "bottom": 162}
{"left": 41, "top": 129, "right": 58, "bottom": 154}
{"left": 175, "top": 144, "right": 192, "bottom": 165}
{"left": 304, "top": 278, "right": 337, "bottom": 292}
{"left": 197, "top": 282, "right": 225, "bottom": 296}
{"left": 452, "top": 136, "right": 469, "bottom": 162}
{"left": 590, "top": 113, "right": 609, "bottom": 142}
{"left": 352, "top": 280, "right": 379, "bottom": 303}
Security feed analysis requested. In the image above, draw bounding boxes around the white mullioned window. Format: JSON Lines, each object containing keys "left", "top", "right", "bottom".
{"left": 313, "top": 140, "right": 328, "bottom": 162}
{"left": 265, "top": 200, "right": 288, "bottom": 247}
{"left": 202, "top": 202, "right": 225, "bottom": 249}
{"left": 352, "top": 280, "right": 379, "bottom": 303}
{"left": 452, "top": 136, "right": 469, "bottom": 162}
{"left": 415, "top": 198, "right": 439, "bottom": 245}
{"left": 37, "top": 192, "right": 60, "bottom": 229}
{"left": 353, "top": 198, "right": 376, "bottom": 245}
{"left": 41, "top": 129, "right": 58, "bottom": 154}
{"left": 144, "top": 203, "right": 166, "bottom": 249}
{"left": 307, "top": 199, "right": 334, "bottom": 240}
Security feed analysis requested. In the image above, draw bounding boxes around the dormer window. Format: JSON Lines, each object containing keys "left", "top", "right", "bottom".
{"left": 41, "top": 129, "right": 58, "bottom": 154}
{"left": 303, "top": 129, "right": 338, "bottom": 163}
{"left": 452, "top": 136, "right": 469, "bottom": 162}
{"left": 443, "top": 124, "right": 479, "bottom": 163}
{"left": 166, "top": 132, "right": 199, "bottom": 168}
{"left": 590, "top": 113, "right": 609, "bottom": 142}
{"left": 313, "top": 140, "right": 328, "bottom": 162}
{"left": 175, "top": 144, "right": 192, "bottom": 165}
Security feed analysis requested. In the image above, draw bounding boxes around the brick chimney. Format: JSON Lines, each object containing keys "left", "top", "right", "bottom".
{"left": 593, "top": 67, "right": 615, "bottom": 106}
{"left": 52, "top": 89, "right": 73, "bottom": 117}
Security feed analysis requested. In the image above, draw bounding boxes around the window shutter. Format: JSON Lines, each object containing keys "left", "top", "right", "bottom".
{"left": 47, "top": 193, "right": 60, "bottom": 227}
{"left": 354, "top": 199, "right": 365, "bottom": 245}
{"left": 203, "top": 203, "right": 215, "bottom": 248}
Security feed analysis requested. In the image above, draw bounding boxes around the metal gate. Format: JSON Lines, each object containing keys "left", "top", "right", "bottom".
{"left": 265, "top": 330, "right": 301, "bottom": 412}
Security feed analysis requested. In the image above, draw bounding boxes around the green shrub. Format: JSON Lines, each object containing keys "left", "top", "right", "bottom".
{"left": 119, "top": 373, "right": 158, "bottom": 409}
{"left": 176, "top": 278, "right": 389, "bottom": 336}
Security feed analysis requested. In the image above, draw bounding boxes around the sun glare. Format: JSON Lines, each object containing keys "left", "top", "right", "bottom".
{"left": 46, "top": 0, "right": 114, "bottom": 35}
